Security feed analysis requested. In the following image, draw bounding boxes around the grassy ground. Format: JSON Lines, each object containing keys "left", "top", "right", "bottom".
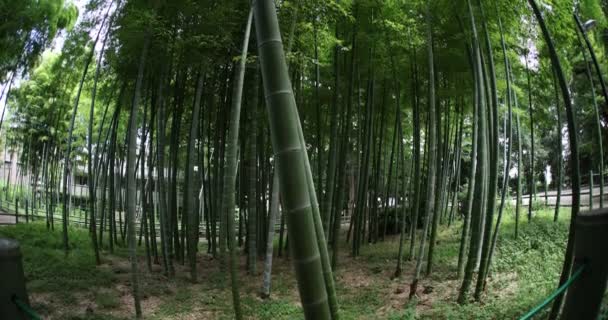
{"left": 0, "top": 205, "right": 594, "bottom": 319}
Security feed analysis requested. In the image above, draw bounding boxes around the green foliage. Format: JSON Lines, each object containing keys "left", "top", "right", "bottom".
{"left": 242, "top": 297, "right": 303, "bottom": 320}
{"left": 579, "top": 0, "right": 607, "bottom": 28}
{"left": 0, "top": 0, "right": 78, "bottom": 81}
{"left": 8, "top": 44, "right": 97, "bottom": 170}
{"left": 0, "top": 223, "right": 115, "bottom": 294}
{"left": 427, "top": 209, "right": 570, "bottom": 319}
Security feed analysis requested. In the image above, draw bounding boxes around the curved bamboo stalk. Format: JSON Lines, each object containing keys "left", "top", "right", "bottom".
{"left": 484, "top": 8, "right": 512, "bottom": 290}
{"left": 475, "top": 0, "right": 500, "bottom": 299}
{"left": 458, "top": 0, "right": 488, "bottom": 303}
{"left": 527, "top": 1, "right": 581, "bottom": 318}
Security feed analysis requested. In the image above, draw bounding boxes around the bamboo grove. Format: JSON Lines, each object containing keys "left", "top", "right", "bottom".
{"left": 0, "top": 0, "right": 607, "bottom": 318}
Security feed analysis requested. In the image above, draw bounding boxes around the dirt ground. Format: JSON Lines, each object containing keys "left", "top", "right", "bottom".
{"left": 28, "top": 238, "right": 465, "bottom": 319}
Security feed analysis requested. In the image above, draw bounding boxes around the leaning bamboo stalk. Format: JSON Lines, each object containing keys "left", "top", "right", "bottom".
{"left": 221, "top": 7, "right": 253, "bottom": 319}
{"left": 527, "top": 1, "right": 581, "bottom": 318}
{"left": 253, "top": 0, "right": 333, "bottom": 318}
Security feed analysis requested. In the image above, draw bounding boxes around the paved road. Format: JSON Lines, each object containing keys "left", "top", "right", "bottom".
{"left": 0, "top": 213, "right": 16, "bottom": 224}
{"left": 516, "top": 186, "right": 607, "bottom": 209}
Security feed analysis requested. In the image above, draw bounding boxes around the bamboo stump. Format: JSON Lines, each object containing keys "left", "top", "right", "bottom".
{"left": 0, "top": 238, "right": 29, "bottom": 320}
{"left": 562, "top": 208, "right": 608, "bottom": 319}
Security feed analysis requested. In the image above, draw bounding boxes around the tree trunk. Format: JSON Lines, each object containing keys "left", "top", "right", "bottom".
{"left": 410, "top": 2, "right": 437, "bottom": 298}
{"left": 458, "top": 0, "right": 488, "bottom": 303}
{"left": 475, "top": 0, "right": 500, "bottom": 298}
{"left": 156, "top": 71, "right": 172, "bottom": 276}
{"left": 261, "top": 166, "right": 280, "bottom": 298}
{"left": 61, "top": 4, "right": 113, "bottom": 255}
{"left": 553, "top": 69, "right": 563, "bottom": 222}
{"left": 483, "top": 10, "right": 512, "bottom": 289}
{"left": 185, "top": 71, "right": 204, "bottom": 281}
{"left": 126, "top": 35, "right": 149, "bottom": 319}
{"left": 253, "top": 1, "right": 333, "bottom": 318}
{"left": 527, "top": 2, "right": 581, "bottom": 318}
{"left": 515, "top": 114, "right": 522, "bottom": 238}
{"left": 247, "top": 66, "right": 259, "bottom": 275}
{"left": 221, "top": 8, "right": 252, "bottom": 318}
{"left": 408, "top": 48, "right": 422, "bottom": 262}
{"left": 525, "top": 55, "right": 535, "bottom": 221}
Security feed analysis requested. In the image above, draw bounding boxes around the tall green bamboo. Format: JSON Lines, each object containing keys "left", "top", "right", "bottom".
{"left": 171, "top": 70, "right": 188, "bottom": 261}
{"left": 353, "top": 46, "right": 374, "bottom": 256}
{"left": 126, "top": 34, "right": 149, "bottom": 319}
{"left": 407, "top": 48, "right": 422, "bottom": 261}
{"left": 331, "top": 13, "right": 358, "bottom": 269}
{"left": 217, "top": 68, "right": 230, "bottom": 261}
{"left": 525, "top": 53, "right": 535, "bottom": 221}
{"left": 247, "top": 69, "right": 259, "bottom": 275}
{"left": 374, "top": 84, "right": 388, "bottom": 242}
{"left": 139, "top": 89, "right": 152, "bottom": 271}
{"left": 155, "top": 72, "right": 172, "bottom": 275}
{"left": 448, "top": 103, "right": 464, "bottom": 227}
{"left": 457, "top": 47, "right": 479, "bottom": 280}
{"left": 146, "top": 106, "right": 158, "bottom": 264}
{"left": 86, "top": 1, "right": 120, "bottom": 265}
{"left": 185, "top": 71, "right": 204, "bottom": 281}
{"left": 262, "top": 166, "right": 280, "bottom": 299}
{"left": 458, "top": 0, "right": 488, "bottom": 304}
{"left": 382, "top": 55, "right": 403, "bottom": 239}
{"left": 253, "top": 0, "right": 332, "bottom": 318}
{"left": 94, "top": 91, "right": 115, "bottom": 248}
{"left": 483, "top": 9, "right": 512, "bottom": 290}
{"left": 527, "top": 1, "right": 581, "bottom": 318}
{"left": 475, "top": 0, "right": 500, "bottom": 300}
{"left": 323, "top": 10, "right": 341, "bottom": 241}
{"left": 383, "top": 23, "right": 406, "bottom": 270}
{"left": 108, "top": 107, "right": 120, "bottom": 252}
{"left": 553, "top": 70, "right": 563, "bottom": 222}
{"left": 394, "top": 122, "right": 408, "bottom": 277}
{"left": 220, "top": 8, "right": 253, "bottom": 318}
{"left": 61, "top": 3, "right": 112, "bottom": 254}
{"left": 293, "top": 54, "right": 340, "bottom": 320}
{"left": 515, "top": 113, "right": 522, "bottom": 238}
{"left": 425, "top": 89, "right": 442, "bottom": 277}
{"left": 312, "top": 19, "right": 324, "bottom": 215}
{"left": 410, "top": 1, "right": 436, "bottom": 298}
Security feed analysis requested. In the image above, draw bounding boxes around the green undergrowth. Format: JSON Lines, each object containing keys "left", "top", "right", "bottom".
{"left": 422, "top": 207, "right": 571, "bottom": 319}
{"left": 0, "top": 222, "right": 130, "bottom": 319}
{"left": 350, "top": 206, "right": 573, "bottom": 319}
{"left": 0, "top": 206, "right": 596, "bottom": 319}
{"left": 0, "top": 223, "right": 115, "bottom": 295}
